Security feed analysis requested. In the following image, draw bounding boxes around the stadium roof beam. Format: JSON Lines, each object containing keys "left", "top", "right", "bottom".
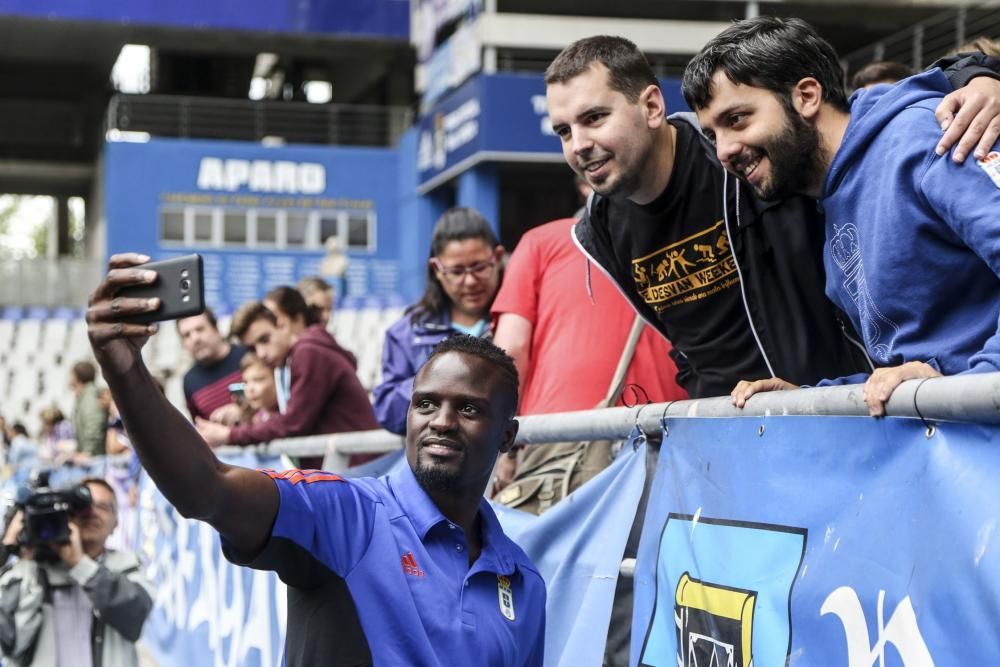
{"left": 478, "top": 13, "right": 732, "bottom": 55}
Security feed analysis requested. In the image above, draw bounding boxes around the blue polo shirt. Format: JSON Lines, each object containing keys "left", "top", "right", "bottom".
{"left": 224, "top": 465, "right": 546, "bottom": 666}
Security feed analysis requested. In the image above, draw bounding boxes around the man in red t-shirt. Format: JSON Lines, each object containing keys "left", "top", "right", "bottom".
{"left": 493, "top": 218, "right": 686, "bottom": 413}
{"left": 492, "top": 217, "right": 687, "bottom": 487}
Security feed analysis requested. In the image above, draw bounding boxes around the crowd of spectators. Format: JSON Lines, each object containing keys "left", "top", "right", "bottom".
{"left": 0, "top": 24, "right": 998, "bottom": 662}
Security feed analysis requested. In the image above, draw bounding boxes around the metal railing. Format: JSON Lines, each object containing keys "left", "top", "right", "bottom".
{"left": 107, "top": 94, "right": 414, "bottom": 147}
{"left": 217, "top": 373, "right": 1000, "bottom": 468}
{"left": 842, "top": 1, "right": 1000, "bottom": 77}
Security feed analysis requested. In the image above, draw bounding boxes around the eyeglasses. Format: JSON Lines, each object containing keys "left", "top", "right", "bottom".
{"left": 431, "top": 258, "right": 498, "bottom": 283}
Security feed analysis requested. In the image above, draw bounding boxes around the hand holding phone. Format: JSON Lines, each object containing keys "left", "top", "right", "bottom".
{"left": 116, "top": 254, "right": 206, "bottom": 324}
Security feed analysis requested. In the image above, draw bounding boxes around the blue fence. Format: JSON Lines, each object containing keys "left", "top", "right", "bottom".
{"left": 126, "top": 410, "right": 1000, "bottom": 666}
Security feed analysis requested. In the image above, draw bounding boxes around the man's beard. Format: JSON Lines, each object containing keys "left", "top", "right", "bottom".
{"left": 747, "top": 109, "right": 825, "bottom": 201}
{"left": 413, "top": 464, "right": 462, "bottom": 495}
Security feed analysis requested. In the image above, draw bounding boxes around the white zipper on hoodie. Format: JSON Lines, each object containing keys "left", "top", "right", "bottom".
{"left": 722, "top": 171, "right": 776, "bottom": 377}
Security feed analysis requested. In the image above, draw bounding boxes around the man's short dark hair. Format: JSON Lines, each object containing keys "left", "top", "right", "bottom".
{"left": 425, "top": 335, "right": 519, "bottom": 415}
{"left": 176, "top": 307, "right": 218, "bottom": 333}
{"left": 545, "top": 35, "right": 659, "bottom": 103}
{"left": 265, "top": 286, "right": 321, "bottom": 327}
{"left": 682, "top": 17, "right": 849, "bottom": 114}
{"left": 11, "top": 423, "right": 27, "bottom": 437}
{"left": 229, "top": 301, "right": 276, "bottom": 341}
{"left": 850, "top": 61, "right": 914, "bottom": 90}
{"left": 72, "top": 360, "right": 97, "bottom": 385}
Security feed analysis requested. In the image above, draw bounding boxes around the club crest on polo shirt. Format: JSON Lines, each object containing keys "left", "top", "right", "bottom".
{"left": 977, "top": 151, "right": 1000, "bottom": 188}
{"left": 497, "top": 575, "right": 515, "bottom": 621}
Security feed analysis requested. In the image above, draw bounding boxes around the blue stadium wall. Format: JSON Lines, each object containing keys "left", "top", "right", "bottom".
{"left": 102, "top": 74, "right": 686, "bottom": 311}
{"left": 0, "top": 0, "right": 409, "bottom": 37}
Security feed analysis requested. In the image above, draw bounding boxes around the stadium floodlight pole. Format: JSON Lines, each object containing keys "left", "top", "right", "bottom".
{"left": 216, "top": 373, "right": 1000, "bottom": 463}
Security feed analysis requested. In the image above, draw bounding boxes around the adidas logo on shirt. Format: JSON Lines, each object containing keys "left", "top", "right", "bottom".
{"left": 401, "top": 552, "right": 425, "bottom": 577}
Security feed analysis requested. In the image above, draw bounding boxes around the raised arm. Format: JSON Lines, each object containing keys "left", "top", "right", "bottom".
{"left": 86, "top": 254, "right": 277, "bottom": 553}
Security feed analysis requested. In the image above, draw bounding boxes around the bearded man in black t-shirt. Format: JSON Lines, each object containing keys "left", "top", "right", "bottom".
{"left": 545, "top": 35, "right": 1000, "bottom": 399}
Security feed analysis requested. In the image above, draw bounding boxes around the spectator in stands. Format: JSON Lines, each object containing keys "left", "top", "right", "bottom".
{"left": 4, "top": 423, "right": 35, "bottom": 480}
{"left": 951, "top": 37, "right": 1000, "bottom": 58}
{"left": 320, "top": 237, "right": 349, "bottom": 301}
{"left": 262, "top": 285, "right": 357, "bottom": 413}
{"left": 683, "top": 16, "right": 1000, "bottom": 415}
{"left": 0, "top": 477, "right": 153, "bottom": 667}
{"left": 851, "top": 61, "right": 915, "bottom": 90}
{"left": 178, "top": 309, "right": 245, "bottom": 422}
{"left": 296, "top": 276, "right": 335, "bottom": 329}
{"left": 239, "top": 351, "right": 279, "bottom": 424}
{"left": 546, "top": 35, "right": 1000, "bottom": 400}
{"left": 374, "top": 208, "right": 505, "bottom": 434}
{"left": 69, "top": 361, "right": 107, "bottom": 459}
{"left": 87, "top": 264, "right": 545, "bottom": 666}
{"left": 197, "top": 296, "right": 378, "bottom": 468}
{"left": 37, "top": 407, "right": 73, "bottom": 465}
{"left": 102, "top": 388, "right": 142, "bottom": 551}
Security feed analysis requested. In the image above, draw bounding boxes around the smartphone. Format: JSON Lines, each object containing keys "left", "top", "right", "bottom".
{"left": 227, "top": 382, "right": 246, "bottom": 401}
{"left": 118, "top": 254, "right": 206, "bottom": 324}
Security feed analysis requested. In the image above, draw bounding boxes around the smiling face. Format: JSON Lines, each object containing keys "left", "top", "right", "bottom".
{"left": 405, "top": 351, "right": 517, "bottom": 498}
{"left": 695, "top": 71, "right": 825, "bottom": 201}
{"left": 432, "top": 239, "right": 503, "bottom": 323}
{"left": 547, "top": 63, "right": 662, "bottom": 202}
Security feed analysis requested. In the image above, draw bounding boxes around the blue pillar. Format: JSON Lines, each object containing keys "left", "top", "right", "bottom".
{"left": 396, "top": 128, "right": 452, "bottom": 303}
{"left": 456, "top": 163, "right": 499, "bottom": 234}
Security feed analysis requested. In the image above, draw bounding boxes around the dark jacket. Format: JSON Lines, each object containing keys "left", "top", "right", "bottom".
{"left": 0, "top": 551, "right": 154, "bottom": 667}
{"left": 372, "top": 310, "right": 458, "bottom": 435}
{"left": 573, "top": 113, "right": 873, "bottom": 398}
{"left": 229, "top": 325, "right": 379, "bottom": 445}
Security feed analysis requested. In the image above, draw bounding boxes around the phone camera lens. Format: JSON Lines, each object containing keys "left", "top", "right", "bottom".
{"left": 180, "top": 279, "right": 191, "bottom": 291}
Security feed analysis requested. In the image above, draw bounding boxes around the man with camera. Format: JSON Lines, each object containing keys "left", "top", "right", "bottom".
{"left": 0, "top": 476, "right": 153, "bottom": 667}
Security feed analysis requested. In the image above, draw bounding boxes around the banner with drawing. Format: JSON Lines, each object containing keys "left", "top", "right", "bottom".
{"left": 632, "top": 416, "right": 1000, "bottom": 667}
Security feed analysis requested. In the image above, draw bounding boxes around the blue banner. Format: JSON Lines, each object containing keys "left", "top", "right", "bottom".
{"left": 416, "top": 73, "right": 690, "bottom": 188}
{"left": 137, "top": 452, "right": 288, "bottom": 667}
{"left": 0, "top": 0, "right": 408, "bottom": 38}
{"left": 495, "top": 429, "right": 648, "bottom": 667}
{"left": 633, "top": 416, "right": 1000, "bottom": 666}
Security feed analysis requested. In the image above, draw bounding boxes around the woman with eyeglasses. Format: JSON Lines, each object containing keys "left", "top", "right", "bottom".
{"left": 373, "top": 207, "right": 506, "bottom": 434}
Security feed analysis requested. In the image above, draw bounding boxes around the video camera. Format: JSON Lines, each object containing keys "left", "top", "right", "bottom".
{"left": 16, "top": 471, "right": 93, "bottom": 546}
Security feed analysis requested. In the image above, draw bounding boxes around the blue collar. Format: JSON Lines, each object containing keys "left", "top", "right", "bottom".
{"left": 386, "top": 464, "right": 518, "bottom": 574}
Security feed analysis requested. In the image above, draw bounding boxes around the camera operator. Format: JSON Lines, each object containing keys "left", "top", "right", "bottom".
{"left": 0, "top": 478, "right": 153, "bottom": 667}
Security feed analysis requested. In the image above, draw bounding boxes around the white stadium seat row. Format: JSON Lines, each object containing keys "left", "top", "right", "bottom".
{"left": 0, "top": 306, "right": 406, "bottom": 437}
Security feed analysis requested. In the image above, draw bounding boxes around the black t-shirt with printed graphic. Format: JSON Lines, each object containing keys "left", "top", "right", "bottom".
{"left": 593, "top": 119, "right": 770, "bottom": 397}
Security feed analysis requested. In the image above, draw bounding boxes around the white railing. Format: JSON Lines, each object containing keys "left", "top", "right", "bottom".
{"left": 216, "top": 373, "right": 1000, "bottom": 470}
